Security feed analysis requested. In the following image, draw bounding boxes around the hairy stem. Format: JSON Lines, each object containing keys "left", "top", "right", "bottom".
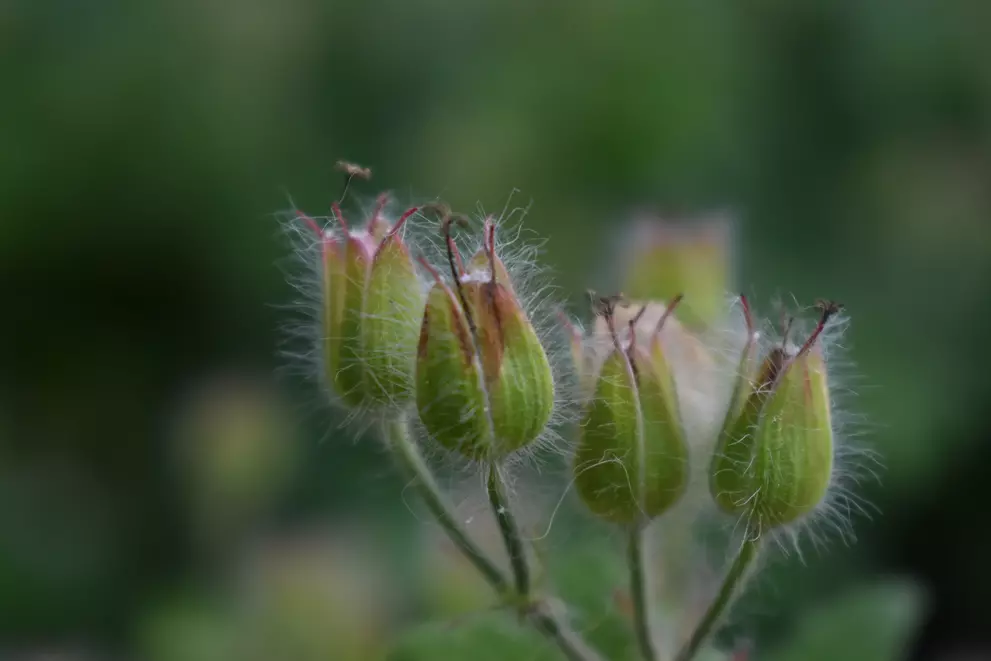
{"left": 383, "top": 416, "right": 509, "bottom": 593}
{"left": 675, "top": 537, "right": 760, "bottom": 661}
{"left": 485, "top": 463, "right": 606, "bottom": 661}
{"left": 486, "top": 464, "right": 531, "bottom": 596}
{"left": 628, "top": 524, "right": 659, "bottom": 661}
{"left": 528, "top": 599, "right": 608, "bottom": 661}
{"left": 385, "top": 416, "right": 604, "bottom": 661}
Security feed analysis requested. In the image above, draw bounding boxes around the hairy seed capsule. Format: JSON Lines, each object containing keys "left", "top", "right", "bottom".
{"left": 415, "top": 222, "right": 554, "bottom": 460}
{"left": 315, "top": 202, "right": 423, "bottom": 409}
{"left": 574, "top": 300, "right": 689, "bottom": 524}
{"left": 710, "top": 305, "right": 838, "bottom": 530}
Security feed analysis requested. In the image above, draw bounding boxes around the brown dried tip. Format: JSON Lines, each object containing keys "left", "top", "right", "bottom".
{"left": 815, "top": 299, "right": 844, "bottom": 319}
{"left": 796, "top": 299, "right": 844, "bottom": 358}
{"left": 630, "top": 304, "right": 649, "bottom": 327}
{"left": 730, "top": 641, "right": 752, "bottom": 661}
{"left": 334, "top": 160, "right": 372, "bottom": 181}
{"left": 780, "top": 313, "right": 794, "bottom": 349}
{"left": 427, "top": 201, "right": 476, "bottom": 336}
{"left": 739, "top": 294, "right": 754, "bottom": 335}
{"left": 421, "top": 201, "right": 471, "bottom": 234}
{"left": 588, "top": 291, "right": 627, "bottom": 351}
{"left": 652, "top": 293, "right": 684, "bottom": 336}
{"left": 588, "top": 290, "right": 626, "bottom": 319}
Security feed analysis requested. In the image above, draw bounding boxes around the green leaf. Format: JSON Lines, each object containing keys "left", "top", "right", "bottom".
{"left": 138, "top": 595, "right": 239, "bottom": 661}
{"left": 761, "top": 580, "right": 926, "bottom": 661}
{"left": 545, "top": 542, "right": 637, "bottom": 661}
{"left": 387, "top": 612, "right": 560, "bottom": 661}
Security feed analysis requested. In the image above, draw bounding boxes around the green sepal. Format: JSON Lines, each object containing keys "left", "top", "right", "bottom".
{"left": 331, "top": 236, "right": 370, "bottom": 408}
{"left": 637, "top": 338, "right": 689, "bottom": 516}
{"left": 361, "top": 232, "right": 422, "bottom": 404}
{"left": 322, "top": 238, "right": 346, "bottom": 386}
{"left": 710, "top": 347, "right": 834, "bottom": 529}
{"left": 574, "top": 350, "right": 641, "bottom": 523}
{"left": 754, "top": 347, "right": 833, "bottom": 526}
{"left": 574, "top": 341, "right": 688, "bottom": 524}
{"left": 415, "top": 283, "right": 491, "bottom": 458}
{"left": 465, "top": 281, "right": 554, "bottom": 456}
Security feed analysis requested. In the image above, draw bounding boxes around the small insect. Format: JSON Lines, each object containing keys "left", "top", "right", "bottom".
{"left": 334, "top": 160, "right": 372, "bottom": 202}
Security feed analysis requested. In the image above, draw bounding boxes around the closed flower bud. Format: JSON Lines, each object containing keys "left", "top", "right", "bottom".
{"left": 621, "top": 215, "right": 733, "bottom": 331}
{"left": 574, "top": 296, "right": 690, "bottom": 524}
{"left": 710, "top": 302, "right": 840, "bottom": 531}
{"left": 303, "top": 199, "right": 423, "bottom": 410}
{"left": 415, "top": 220, "right": 554, "bottom": 460}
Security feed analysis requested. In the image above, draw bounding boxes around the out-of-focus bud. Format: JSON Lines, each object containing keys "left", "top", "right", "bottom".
{"left": 238, "top": 533, "right": 388, "bottom": 661}
{"left": 172, "top": 377, "right": 294, "bottom": 552}
{"left": 621, "top": 215, "right": 733, "bottom": 331}
{"left": 710, "top": 302, "right": 840, "bottom": 531}
{"left": 302, "top": 198, "right": 423, "bottom": 410}
{"left": 574, "top": 296, "right": 689, "bottom": 524}
{"left": 415, "top": 220, "right": 554, "bottom": 460}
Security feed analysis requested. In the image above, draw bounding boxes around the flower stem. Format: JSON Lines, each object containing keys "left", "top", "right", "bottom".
{"left": 382, "top": 415, "right": 509, "bottom": 594}
{"left": 528, "top": 599, "right": 608, "bottom": 661}
{"left": 485, "top": 464, "right": 605, "bottom": 661}
{"left": 486, "top": 463, "right": 531, "bottom": 596}
{"left": 675, "top": 537, "right": 760, "bottom": 661}
{"left": 628, "top": 523, "right": 659, "bottom": 661}
{"left": 385, "top": 416, "right": 604, "bottom": 661}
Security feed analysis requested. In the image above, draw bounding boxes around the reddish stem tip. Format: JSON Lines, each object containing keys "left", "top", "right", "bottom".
{"left": 374, "top": 192, "right": 390, "bottom": 215}
{"left": 627, "top": 315, "right": 640, "bottom": 356}
{"left": 796, "top": 300, "right": 843, "bottom": 358}
{"left": 483, "top": 217, "right": 495, "bottom": 250}
{"left": 589, "top": 292, "right": 626, "bottom": 354}
{"left": 416, "top": 255, "right": 443, "bottom": 283}
{"left": 630, "top": 304, "right": 649, "bottom": 327}
{"left": 445, "top": 235, "right": 465, "bottom": 276}
{"left": 739, "top": 294, "right": 754, "bottom": 336}
{"left": 331, "top": 202, "right": 349, "bottom": 233}
{"left": 296, "top": 211, "right": 323, "bottom": 237}
{"left": 558, "top": 310, "right": 580, "bottom": 339}
{"left": 388, "top": 206, "right": 419, "bottom": 237}
{"left": 485, "top": 221, "right": 497, "bottom": 283}
{"left": 653, "top": 294, "right": 684, "bottom": 336}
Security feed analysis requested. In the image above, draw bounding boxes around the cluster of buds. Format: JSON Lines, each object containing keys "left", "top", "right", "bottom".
{"left": 289, "top": 185, "right": 860, "bottom": 661}
{"left": 295, "top": 187, "right": 848, "bottom": 540}
{"left": 297, "top": 195, "right": 555, "bottom": 463}
{"left": 561, "top": 218, "right": 848, "bottom": 545}
{"left": 568, "top": 289, "right": 843, "bottom": 537}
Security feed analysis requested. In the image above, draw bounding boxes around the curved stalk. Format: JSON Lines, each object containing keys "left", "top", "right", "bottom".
{"left": 528, "top": 599, "right": 608, "bottom": 661}
{"left": 486, "top": 463, "right": 531, "bottom": 596}
{"left": 384, "top": 415, "right": 605, "bottom": 661}
{"left": 383, "top": 416, "right": 509, "bottom": 593}
{"left": 628, "top": 524, "right": 659, "bottom": 661}
{"left": 675, "top": 537, "right": 760, "bottom": 661}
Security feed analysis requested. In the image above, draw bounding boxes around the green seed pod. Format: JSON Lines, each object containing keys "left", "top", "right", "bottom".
{"left": 311, "top": 202, "right": 423, "bottom": 410}
{"left": 415, "top": 222, "right": 554, "bottom": 460}
{"left": 710, "top": 303, "right": 839, "bottom": 531}
{"left": 574, "top": 298, "right": 689, "bottom": 524}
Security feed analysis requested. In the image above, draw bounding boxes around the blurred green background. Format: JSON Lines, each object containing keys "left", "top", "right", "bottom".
{"left": 2, "top": 1, "right": 991, "bottom": 659}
